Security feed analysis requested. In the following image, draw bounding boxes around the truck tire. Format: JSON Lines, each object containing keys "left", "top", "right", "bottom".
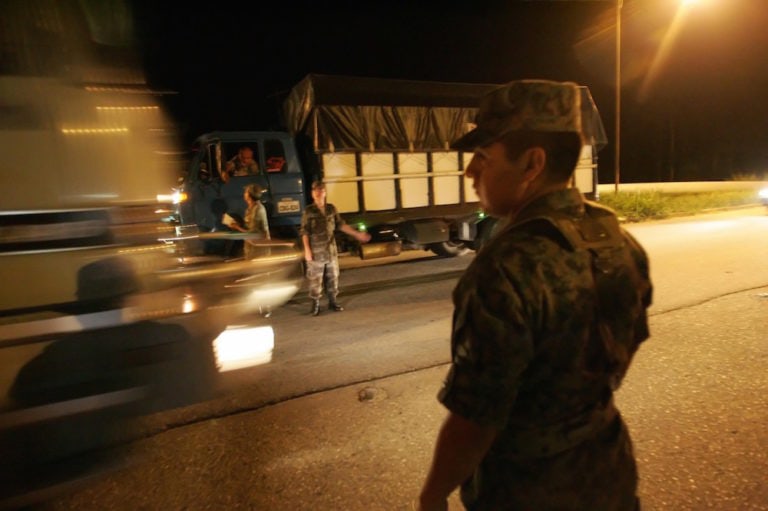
{"left": 428, "top": 240, "right": 470, "bottom": 258}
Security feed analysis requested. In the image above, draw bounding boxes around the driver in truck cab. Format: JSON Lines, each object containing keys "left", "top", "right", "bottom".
{"left": 222, "top": 146, "right": 259, "bottom": 182}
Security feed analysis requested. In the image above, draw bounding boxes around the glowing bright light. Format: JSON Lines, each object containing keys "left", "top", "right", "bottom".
{"left": 638, "top": 0, "right": 705, "bottom": 99}
{"left": 182, "top": 294, "right": 197, "bottom": 314}
{"left": 246, "top": 283, "right": 302, "bottom": 309}
{"left": 60, "top": 127, "right": 129, "bottom": 135}
{"left": 96, "top": 106, "right": 159, "bottom": 111}
{"left": 213, "top": 325, "right": 274, "bottom": 371}
{"left": 85, "top": 86, "right": 150, "bottom": 93}
{"left": 156, "top": 190, "right": 187, "bottom": 204}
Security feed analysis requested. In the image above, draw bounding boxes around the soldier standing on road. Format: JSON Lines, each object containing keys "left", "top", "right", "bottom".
{"left": 301, "top": 180, "right": 371, "bottom": 316}
{"left": 415, "top": 80, "right": 653, "bottom": 511}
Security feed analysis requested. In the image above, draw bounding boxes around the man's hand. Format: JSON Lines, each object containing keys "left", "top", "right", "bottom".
{"left": 417, "top": 412, "right": 497, "bottom": 511}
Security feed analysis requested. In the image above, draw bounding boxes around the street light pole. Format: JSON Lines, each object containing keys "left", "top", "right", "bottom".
{"left": 614, "top": 0, "right": 623, "bottom": 193}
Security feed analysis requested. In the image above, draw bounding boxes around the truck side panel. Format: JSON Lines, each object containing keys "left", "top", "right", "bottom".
{"left": 361, "top": 154, "right": 397, "bottom": 211}
{"left": 433, "top": 152, "right": 462, "bottom": 205}
{"left": 399, "top": 153, "right": 429, "bottom": 208}
{"left": 321, "top": 151, "right": 477, "bottom": 216}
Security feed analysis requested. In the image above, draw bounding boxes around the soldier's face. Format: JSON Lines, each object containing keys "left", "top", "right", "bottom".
{"left": 465, "top": 141, "right": 532, "bottom": 218}
{"left": 240, "top": 149, "right": 254, "bottom": 162}
{"left": 312, "top": 186, "right": 326, "bottom": 205}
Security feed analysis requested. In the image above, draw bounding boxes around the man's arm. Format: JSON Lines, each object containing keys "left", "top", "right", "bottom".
{"left": 219, "top": 159, "right": 234, "bottom": 183}
{"left": 299, "top": 210, "right": 312, "bottom": 261}
{"left": 417, "top": 412, "right": 498, "bottom": 511}
{"left": 330, "top": 204, "right": 370, "bottom": 243}
{"left": 339, "top": 223, "right": 371, "bottom": 243}
{"left": 301, "top": 234, "right": 312, "bottom": 261}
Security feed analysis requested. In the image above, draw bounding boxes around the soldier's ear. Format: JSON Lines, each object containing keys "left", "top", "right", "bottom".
{"left": 521, "top": 146, "right": 546, "bottom": 184}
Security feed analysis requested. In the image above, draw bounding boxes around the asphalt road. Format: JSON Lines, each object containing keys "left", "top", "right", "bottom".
{"left": 29, "top": 207, "right": 768, "bottom": 510}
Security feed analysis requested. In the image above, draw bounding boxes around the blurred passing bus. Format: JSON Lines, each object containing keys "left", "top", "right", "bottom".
{"left": 0, "top": 1, "right": 301, "bottom": 506}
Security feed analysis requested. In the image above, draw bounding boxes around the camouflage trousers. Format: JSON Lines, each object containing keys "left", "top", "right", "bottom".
{"left": 305, "top": 259, "right": 339, "bottom": 300}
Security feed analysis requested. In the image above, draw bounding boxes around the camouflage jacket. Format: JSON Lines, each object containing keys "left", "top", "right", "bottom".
{"left": 439, "top": 188, "right": 653, "bottom": 510}
{"left": 300, "top": 203, "right": 345, "bottom": 263}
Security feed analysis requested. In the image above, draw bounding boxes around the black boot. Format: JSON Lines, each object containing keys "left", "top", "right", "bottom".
{"left": 329, "top": 299, "right": 344, "bottom": 312}
{"left": 310, "top": 299, "right": 321, "bottom": 316}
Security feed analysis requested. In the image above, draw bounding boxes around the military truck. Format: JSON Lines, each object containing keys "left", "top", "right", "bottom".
{"left": 174, "top": 74, "right": 607, "bottom": 260}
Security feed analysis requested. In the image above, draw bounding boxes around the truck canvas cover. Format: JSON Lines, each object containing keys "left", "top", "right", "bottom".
{"left": 283, "top": 73, "right": 606, "bottom": 153}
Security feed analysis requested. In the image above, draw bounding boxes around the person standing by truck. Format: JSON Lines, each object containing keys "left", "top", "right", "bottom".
{"left": 415, "top": 80, "right": 652, "bottom": 511}
{"left": 301, "top": 180, "right": 371, "bottom": 316}
{"left": 225, "top": 184, "right": 270, "bottom": 260}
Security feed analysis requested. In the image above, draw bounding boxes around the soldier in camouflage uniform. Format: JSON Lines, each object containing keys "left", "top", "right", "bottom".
{"left": 416, "top": 80, "right": 653, "bottom": 511}
{"left": 300, "top": 180, "right": 371, "bottom": 316}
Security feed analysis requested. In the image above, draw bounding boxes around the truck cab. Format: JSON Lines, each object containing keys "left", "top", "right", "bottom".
{"left": 177, "top": 131, "right": 307, "bottom": 255}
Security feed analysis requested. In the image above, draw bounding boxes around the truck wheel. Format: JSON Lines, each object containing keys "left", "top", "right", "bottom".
{"left": 429, "top": 241, "right": 470, "bottom": 258}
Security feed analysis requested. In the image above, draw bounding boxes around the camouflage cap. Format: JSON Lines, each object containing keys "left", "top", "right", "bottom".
{"left": 452, "top": 79, "right": 582, "bottom": 151}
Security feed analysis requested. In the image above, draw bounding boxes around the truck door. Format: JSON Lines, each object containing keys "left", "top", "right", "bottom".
{"left": 261, "top": 137, "right": 303, "bottom": 236}
{"left": 182, "top": 141, "right": 226, "bottom": 232}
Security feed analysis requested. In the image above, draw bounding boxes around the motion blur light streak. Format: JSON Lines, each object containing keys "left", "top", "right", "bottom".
{"left": 60, "top": 127, "right": 130, "bottom": 134}
{"left": 213, "top": 325, "right": 274, "bottom": 371}
{"left": 0, "top": 387, "right": 147, "bottom": 430}
{"left": 156, "top": 190, "right": 187, "bottom": 204}
{"left": 0, "top": 310, "right": 125, "bottom": 345}
{"left": 95, "top": 106, "right": 159, "bottom": 111}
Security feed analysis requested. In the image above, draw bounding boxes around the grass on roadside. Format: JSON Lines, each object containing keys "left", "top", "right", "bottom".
{"left": 597, "top": 189, "right": 761, "bottom": 222}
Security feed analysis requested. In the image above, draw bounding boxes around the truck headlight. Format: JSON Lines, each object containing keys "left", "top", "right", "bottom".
{"left": 157, "top": 190, "right": 188, "bottom": 205}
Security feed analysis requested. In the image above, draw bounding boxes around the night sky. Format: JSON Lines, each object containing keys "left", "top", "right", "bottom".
{"left": 129, "top": 0, "right": 768, "bottom": 184}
